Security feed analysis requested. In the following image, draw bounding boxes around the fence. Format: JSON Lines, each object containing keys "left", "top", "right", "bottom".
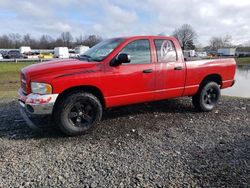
{"left": 0, "top": 58, "right": 63, "bottom": 63}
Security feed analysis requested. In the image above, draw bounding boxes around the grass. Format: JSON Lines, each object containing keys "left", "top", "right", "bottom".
{"left": 235, "top": 57, "right": 250, "bottom": 65}
{"left": 0, "top": 62, "right": 34, "bottom": 100}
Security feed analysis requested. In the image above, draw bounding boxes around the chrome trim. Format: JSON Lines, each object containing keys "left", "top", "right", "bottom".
{"left": 26, "top": 103, "right": 55, "bottom": 115}
{"left": 18, "top": 88, "right": 58, "bottom": 115}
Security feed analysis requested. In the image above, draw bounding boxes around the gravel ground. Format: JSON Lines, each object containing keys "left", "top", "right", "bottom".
{"left": 0, "top": 97, "right": 249, "bottom": 187}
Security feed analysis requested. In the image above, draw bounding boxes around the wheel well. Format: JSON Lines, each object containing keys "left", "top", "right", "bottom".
{"left": 200, "top": 74, "right": 222, "bottom": 88}
{"left": 55, "top": 86, "right": 105, "bottom": 108}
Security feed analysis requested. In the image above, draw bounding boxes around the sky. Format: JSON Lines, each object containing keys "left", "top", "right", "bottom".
{"left": 0, "top": 0, "right": 250, "bottom": 46}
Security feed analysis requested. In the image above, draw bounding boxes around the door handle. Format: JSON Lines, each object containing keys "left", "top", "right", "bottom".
{"left": 174, "top": 66, "right": 183, "bottom": 70}
{"left": 142, "top": 69, "right": 153, "bottom": 73}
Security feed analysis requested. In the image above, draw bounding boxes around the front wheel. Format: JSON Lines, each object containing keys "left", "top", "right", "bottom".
{"left": 54, "top": 92, "right": 102, "bottom": 136}
{"left": 192, "top": 82, "right": 221, "bottom": 112}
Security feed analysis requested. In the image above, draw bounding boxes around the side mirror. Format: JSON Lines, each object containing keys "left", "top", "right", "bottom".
{"left": 110, "top": 53, "right": 131, "bottom": 66}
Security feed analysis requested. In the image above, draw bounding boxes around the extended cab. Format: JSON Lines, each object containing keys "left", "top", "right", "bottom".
{"left": 18, "top": 36, "right": 236, "bottom": 136}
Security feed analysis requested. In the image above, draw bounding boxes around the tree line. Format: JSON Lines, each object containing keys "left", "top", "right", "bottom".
{"left": 0, "top": 32, "right": 102, "bottom": 49}
{"left": 172, "top": 24, "right": 250, "bottom": 51}
{"left": 172, "top": 24, "right": 234, "bottom": 50}
{"left": 0, "top": 27, "right": 249, "bottom": 51}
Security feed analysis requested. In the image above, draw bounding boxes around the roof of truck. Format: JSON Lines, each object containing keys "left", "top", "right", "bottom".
{"left": 121, "top": 35, "right": 175, "bottom": 39}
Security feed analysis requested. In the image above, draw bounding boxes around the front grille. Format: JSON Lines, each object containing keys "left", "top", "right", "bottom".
{"left": 20, "top": 72, "right": 27, "bottom": 94}
{"left": 21, "top": 81, "right": 27, "bottom": 94}
{"left": 21, "top": 72, "right": 26, "bottom": 81}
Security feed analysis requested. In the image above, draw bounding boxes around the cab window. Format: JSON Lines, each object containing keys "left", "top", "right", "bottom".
{"left": 154, "top": 39, "right": 177, "bottom": 63}
{"left": 120, "top": 39, "right": 151, "bottom": 64}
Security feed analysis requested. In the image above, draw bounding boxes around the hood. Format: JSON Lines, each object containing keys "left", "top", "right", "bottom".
{"left": 22, "top": 59, "right": 96, "bottom": 77}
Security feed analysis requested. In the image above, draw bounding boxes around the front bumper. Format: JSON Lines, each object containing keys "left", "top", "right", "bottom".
{"left": 18, "top": 88, "right": 58, "bottom": 115}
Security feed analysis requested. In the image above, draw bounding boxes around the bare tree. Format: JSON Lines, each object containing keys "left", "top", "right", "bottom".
{"left": 60, "top": 32, "right": 73, "bottom": 48}
{"left": 0, "top": 35, "right": 12, "bottom": 48}
{"left": 83, "top": 35, "right": 102, "bottom": 47}
{"left": 54, "top": 38, "right": 64, "bottom": 47}
{"left": 209, "top": 35, "right": 232, "bottom": 50}
{"left": 22, "top": 34, "right": 39, "bottom": 48}
{"left": 8, "top": 33, "right": 21, "bottom": 48}
{"left": 76, "top": 34, "right": 85, "bottom": 45}
{"left": 40, "top": 35, "right": 54, "bottom": 49}
{"left": 172, "top": 24, "right": 197, "bottom": 50}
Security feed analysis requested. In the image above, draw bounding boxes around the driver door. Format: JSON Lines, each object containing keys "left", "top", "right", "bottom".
{"left": 105, "top": 39, "right": 156, "bottom": 107}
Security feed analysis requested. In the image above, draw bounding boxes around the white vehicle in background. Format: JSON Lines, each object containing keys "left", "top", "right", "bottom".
{"left": 20, "top": 46, "right": 31, "bottom": 54}
{"left": 54, "top": 47, "right": 69, "bottom": 59}
{"left": 75, "top": 45, "right": 89, "bottom": 57}
{"left": 0, "top": 53, "right": 3, "bottom": 60}
{"left": 196, "top": 52, "right": 207, "bottom": 58}
{"left": 26, "top": 52, "right": 40, "bottom": 59}
{"left": 69, "top": 49, "right": 78, "bottom": 58}
{"left": 183, "top": 50, "right": 196, "bottom": 58}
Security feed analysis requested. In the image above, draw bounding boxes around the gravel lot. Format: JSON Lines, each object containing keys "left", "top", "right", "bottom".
{"left": 0, "top": 97, "right": 249, "bottom": 187}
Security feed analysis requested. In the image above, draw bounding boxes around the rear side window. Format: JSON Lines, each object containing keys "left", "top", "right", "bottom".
{"left": 154, "top": 39, "right": 177, "bottom": 63}
{"left": 120, "top": 39, "right": 151, "bottom": 64}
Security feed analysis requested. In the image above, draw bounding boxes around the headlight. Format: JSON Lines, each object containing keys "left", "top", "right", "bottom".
{"left": 31, "top": 82, "right": 52, "bottom": 95}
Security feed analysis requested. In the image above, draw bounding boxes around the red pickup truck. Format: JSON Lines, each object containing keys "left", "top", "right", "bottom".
{"left": 19, "top": 36, "right": 236, "bottom": 136}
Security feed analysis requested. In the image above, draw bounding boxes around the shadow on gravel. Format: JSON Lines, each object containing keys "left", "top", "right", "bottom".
{"left": 0, "top": 98, "right": 197, "bottom": 140}
{"left": 188, "top": 137, "right": 250, "bottom": 187}
{"left": 103, "top": 98, "right": 197, "bottom": 120}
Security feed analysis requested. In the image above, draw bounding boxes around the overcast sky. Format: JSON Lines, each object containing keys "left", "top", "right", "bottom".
{"left": 0, "top": 0, "right": 250, "bottom": 45}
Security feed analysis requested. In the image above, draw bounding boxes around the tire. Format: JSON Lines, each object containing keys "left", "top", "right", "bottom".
{"left": 54, "top": 92, "right": 102, "bottom": 136}
{"left": 192, "top": 81, "right": 221, "bottom": 112}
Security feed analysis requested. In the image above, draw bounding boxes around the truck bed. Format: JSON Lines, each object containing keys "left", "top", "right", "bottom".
{"left": 184, "top": 58, "right": 236, "bottom": 95}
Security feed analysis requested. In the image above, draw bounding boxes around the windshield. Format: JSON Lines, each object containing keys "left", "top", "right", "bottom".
{"left": 79, "top": 38, "right": 124, "bottom": 62}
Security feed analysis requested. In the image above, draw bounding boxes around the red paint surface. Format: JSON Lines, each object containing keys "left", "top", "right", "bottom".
{"left": 20, "top": 36, "right": 236, "bottom": 108}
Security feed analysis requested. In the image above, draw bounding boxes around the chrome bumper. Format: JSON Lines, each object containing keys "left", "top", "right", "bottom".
{"left": 18, "top": 88, "right": 58, "bottom": 115}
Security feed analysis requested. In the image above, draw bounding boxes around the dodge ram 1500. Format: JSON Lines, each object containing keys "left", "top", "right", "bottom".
{"left": 19, "top": 36, "right": 236, "bottom": 136}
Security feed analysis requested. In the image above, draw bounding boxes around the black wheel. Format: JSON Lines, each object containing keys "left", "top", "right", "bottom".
{"left": 54, "top": 92, "right": 102, "bottom": 136}
{"left": 192, "top": 82, "right": 221, "bottom": 112}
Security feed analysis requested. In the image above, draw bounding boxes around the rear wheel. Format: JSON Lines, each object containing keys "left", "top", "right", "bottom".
{"left": 192, "top": 82, "right": 221, "bottom": 112}
{"left": 54, "top": 92, "right": 102, "bottom": 136}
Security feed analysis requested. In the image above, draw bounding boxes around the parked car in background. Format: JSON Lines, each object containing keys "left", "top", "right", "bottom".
{"left": 20, "top": 46, "right": 31, "bottom": 54}
{"left": 0, "top": 50, "right": 8, "bottom": 57}
{"left": 54, "top": 47, "right": 69, "bottom": 58}
{"left": 0, "top": 53, "right": 3, "bottom": 60}
{"left": 75, "top": 45, "right": 89, "bottom": 57}
{"left": 183, "top": 50, "right": 196, "bottom": 58}
{"left": 236, "top": 52, "right": 250, "bottom": 57}
{"left": 38, "top": 52, "right": 53, "bottom": 59}
{"left": 25, "top": 52, "right": 40, "bottom": 59}
{"left": 4, "top": 50, "right": 27, "bottom": 59}
{"left": 196, "top": 52, "right": 207, "bottom": 58}
{"left": 69, "top": 50, "right": 78, "bottom": 58}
